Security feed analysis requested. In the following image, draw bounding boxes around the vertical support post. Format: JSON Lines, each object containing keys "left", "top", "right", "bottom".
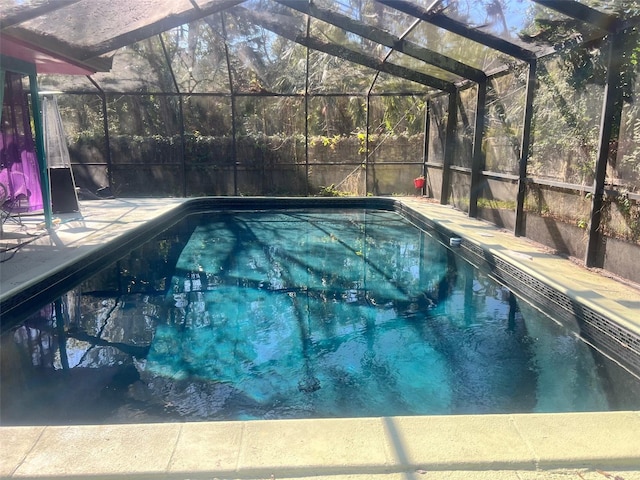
{"left": 304, "top": 11, "right": 311, "bottom": 196}
{"left": 0, "top": 69, "right": 5, "bottom": 114}
{"left": 87, "top": 76, "right": 113, "bottom": 193}
{"left": 365, "top": 94, "right": 371, "bottom": 194}
{"left": 421, "top": 97, "right": 430, "bottom": 196}
{"left": 366, "top": 72, "right": 379, "bottom": 195}
{"left": 440, "top": 90, "right": 457, "bottom": 204}
{"left": 585, "top": 33, "right": 625, "bottom": 267}
{"left": 515, "top": 59, "right": 537, "bottom": 237}
{"left": 101, "top": 93, "right": 112, "bottom": 191}
{"left": 159, "top": 34, "right": 187, "bottom": 197}
{"left": 29, "top": 74, "right": 53, "bottom": 229}
{"left": 468, "top": 80, "right": 487, "bottom": 218}
{"left": 178, "top": 97, "right": 186, "bottom": 196}
{"left": 220, "top": 13, "right": 238, "bottom": 195}
{"left": 158, "top": 36, "right": 186, "bottom": 197}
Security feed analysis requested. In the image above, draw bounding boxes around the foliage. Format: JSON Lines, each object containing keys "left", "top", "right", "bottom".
{"left": 41, "top": 1, "right": 640, "bottom": 208}
{"left": 601, "top": 191, "right": 640, "bottom": 243}
{"left": 529, "top": 51, "right": 603, "bottom": 185}
{"left": 317, "top": 184, "right": 347, "bottom": 197}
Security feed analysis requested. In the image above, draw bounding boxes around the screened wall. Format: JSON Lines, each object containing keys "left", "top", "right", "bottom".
{"left": 3, "top": 0, "right": 639, "bottom": 283}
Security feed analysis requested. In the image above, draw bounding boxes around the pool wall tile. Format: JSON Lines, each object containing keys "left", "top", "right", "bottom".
{"left": 0, "top": 427, "right": 44, "bottom": 478}
{"left": 12, "top": 424, "right": 180, "bottom": 477}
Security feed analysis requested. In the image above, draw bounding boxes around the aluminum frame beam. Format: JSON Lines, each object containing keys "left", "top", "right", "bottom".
{"left": 468, "top": 80, "right": 487, "bottom": 218}
{"left": 376, "top": 0, "right": 537, "bottom": 61}
{"left": 585, "top": 33, "right": 625, "bottom": 268}
{"left": 514, "top": 59, "right": 537, "bottom": 237}
{"left": 237, "top": 6, "right": 455, "bottom": 92}
{"left": 275, "top": 0, "right": 486, "bottom": 83}
{"left": 0, "top": 0, "right": 82, "bottom": 30}
{"left": 530, "top": 0, "right": 623, "bottom": 34}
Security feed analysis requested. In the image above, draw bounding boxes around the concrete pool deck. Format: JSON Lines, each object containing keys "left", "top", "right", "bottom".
{"left": 1, "top": 196, "right": 639, "bottom": 479}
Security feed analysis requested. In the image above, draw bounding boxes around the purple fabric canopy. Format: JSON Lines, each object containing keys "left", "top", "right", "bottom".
{"left": 1, "top": 71, "right": 44, "bottom": 212}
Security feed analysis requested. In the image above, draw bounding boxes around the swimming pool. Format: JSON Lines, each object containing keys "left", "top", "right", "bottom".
{"left": 1, "top": 199, "right": 640, "bottom": 425}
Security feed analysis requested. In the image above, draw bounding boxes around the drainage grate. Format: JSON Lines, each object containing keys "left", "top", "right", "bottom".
{"left": 473, "top": 246, "right": 640, "bottom": 376}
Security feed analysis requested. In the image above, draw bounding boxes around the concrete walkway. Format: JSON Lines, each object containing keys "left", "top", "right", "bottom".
{"left": 1, "top": 198, "right": 186, "bottom": 301}
{"left": 2, "top": 412, "right": 640, "bottom": 479}
{"left": 1, "top": 197, "right": 639, "bottom": 480}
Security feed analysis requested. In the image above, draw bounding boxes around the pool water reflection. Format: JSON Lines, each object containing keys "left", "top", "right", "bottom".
{"left": 2, "top": 210, "right": 640, "bottom": 425}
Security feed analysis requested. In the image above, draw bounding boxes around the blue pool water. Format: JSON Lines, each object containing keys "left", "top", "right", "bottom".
{"left": 2, "top": 210, "right": 639, "bottom": 424}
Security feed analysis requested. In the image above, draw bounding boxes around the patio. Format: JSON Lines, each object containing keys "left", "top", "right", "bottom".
{"left": 1, "top": 197, "right": 639, "bottom": 479}
{"left": 2, "top": 1, "right": 640, "bottom": 478}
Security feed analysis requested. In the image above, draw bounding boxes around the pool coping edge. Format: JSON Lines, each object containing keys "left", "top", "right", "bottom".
{"left": 2, "top": 412, "right": 640, "bottom": 479}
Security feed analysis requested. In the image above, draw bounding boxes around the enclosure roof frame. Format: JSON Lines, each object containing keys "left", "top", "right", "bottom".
{"left": 0, "top": 0, "right": 635, "bottom": 89}
{"left": 274, "top": 0, "right": 486, "bottom": 84}
{"left": 236, "top": 5, "right": 455, "bottom": 93}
